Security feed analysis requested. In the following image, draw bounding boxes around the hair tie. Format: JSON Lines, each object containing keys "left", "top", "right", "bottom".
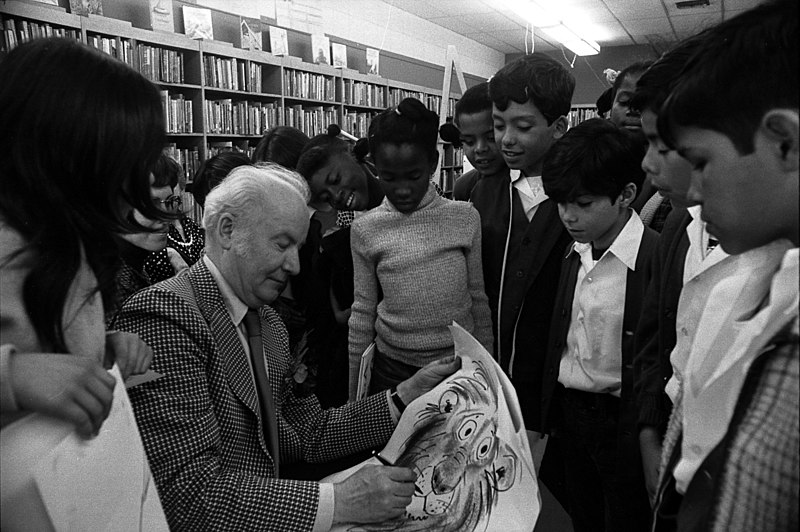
{"left": 353, "top": 138, "right": 370, "bottom": 162}
{"left": 394, "top": 106, "right": 402, "bottom": 116}
{"left": 326, "top": 124, "right": 342, "bottom": 137}
{"left": 438, "top": 123, "right": 462, "bottom": 148}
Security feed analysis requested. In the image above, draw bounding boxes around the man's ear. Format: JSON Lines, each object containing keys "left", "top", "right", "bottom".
{"left": 760, "top": 109, "right": 799, "bottom": 172}
{"left": 214, "top": 213, "right": 235, "bottom": 250}
{"left": 618, "top": 182, "right": 638, "bottom": 208}
{"left": 552, "top": 116, "right": 569, "bottom": 140}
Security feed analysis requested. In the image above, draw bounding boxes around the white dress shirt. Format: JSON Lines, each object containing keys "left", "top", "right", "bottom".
{"left": 665, "top": 206, "right": 729, "bottom": 401}
{"left": 673, "top": 244, "right": 795, "bottom": 493}
{"left": 558, "top": 212, "right": 645, "bottom": 396}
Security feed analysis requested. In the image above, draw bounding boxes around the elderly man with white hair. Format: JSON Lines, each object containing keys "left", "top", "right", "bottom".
{"left": 114, "top": 164, "right": 460, "bottom": 531}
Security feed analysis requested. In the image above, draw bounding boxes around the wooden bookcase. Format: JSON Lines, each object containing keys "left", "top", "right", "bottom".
{"left": 568, "top": 104, "right": 599, "bottom": 128}
{"left": 0, "top": 0, "right": 465, "bottom": 195}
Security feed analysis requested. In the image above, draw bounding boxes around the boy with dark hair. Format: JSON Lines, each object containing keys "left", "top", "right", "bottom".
{"left": 470, "top": 52, "right": 574, "bottom": 433}
{"left": 628, "top": 31, "right": 734, "bottom": 504}
{"left": 450, "top": 82, "right": 508, "bottom": 201}
{"left": 540, "top": 117, "right": 657, "bottom": 531}
{"left": 652, "top": 1, "right": 798, "bottom": 529}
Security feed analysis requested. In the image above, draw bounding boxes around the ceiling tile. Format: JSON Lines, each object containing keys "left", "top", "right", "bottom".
{"left": 385, "top": 0, "right": 448, "bottom": 19}
{"left": 426, "top": 0, "right": 496, "bottom": 15}
{"left": 722, "top": 0, "right": 759, "bottom": 10}
{"left": 670, "top": 12, "right": 724, "bottom": 33}
{"left": 619, "top": 17, "right": 674, "bottom": 34}
{"left": 426, "top": 15, "right": 476, "bottom": 35}
{"left": 378, "top": 0, "right": 765, "bottom": 56}
{"left": 456, "top": 11, "right": 523, "bottom": 31}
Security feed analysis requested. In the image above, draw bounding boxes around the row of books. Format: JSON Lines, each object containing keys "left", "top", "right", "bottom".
{"left": 203, "top": 55, "right": 250, "bottom": 92}
{"left": 161, "top": 91, "right": 194, "bottom": 134}
{"left": 387, "top": 88, "right": 447, "bottom": 115}
{"left": 568, "top": 107, "right": 599, "bottom": 128}
{"left": 283, "top": 104, "right": 338, "bottom": 137}
{"left": 439, "top": 167, "right": 463, "bottom": 195}
{"left": 2, "top": 18, "right": 79, "bottom": 51}
{"left": 284, "top": 69, "right": 336, "bottom": 102}
{"left": 204, "top": 99, "right": 281, "bottom": 135}
{"left": 343, "top": 80, "right": 386, "bottom": 108}
{"left": 341, "top": 111, "right": 377, "bottom": 139}
{"left": 87, "top": 34, "right": 134, "bottom": 66}
{"left": 138, "top": 43, "right": 186, "bottom": 84}
{"left": 164, "top": 144, "right": 201, "bottom": 184}
{"left": 443, "top": 146, "right": 465, "bottom": 167}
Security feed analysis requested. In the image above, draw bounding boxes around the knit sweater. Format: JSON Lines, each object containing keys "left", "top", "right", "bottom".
{"left": 348, "top": 183, "right": 493, "bottom": 392}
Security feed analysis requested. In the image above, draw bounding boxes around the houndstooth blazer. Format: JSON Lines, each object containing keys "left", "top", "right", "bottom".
{"left": 115, "top": 259, "right": 396, "bottom": 531}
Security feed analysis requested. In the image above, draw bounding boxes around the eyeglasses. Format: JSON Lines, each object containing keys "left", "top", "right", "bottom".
{"left": 156, "top": 195, "right": 183, "bottom": 210}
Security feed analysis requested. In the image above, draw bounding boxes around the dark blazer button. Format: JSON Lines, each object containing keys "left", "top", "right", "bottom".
{"left": 522, "top": 237, "right": 531, "bottom": 245}
{"left": 516, "top": 270, "right": 524, "bottom": 278}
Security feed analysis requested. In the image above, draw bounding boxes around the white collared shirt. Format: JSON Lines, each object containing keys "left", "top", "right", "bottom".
{"left": 674, "top": 244, "right": 797, "bottom": 493}
{"left": 665, "top": 207, "right": 730, "bottom": 401}
{"left": 202, "top": 256, "right": 334, "bottom": 532}
{"left": 558, "top": 212, "right": 645, "bottom": 396}
{"left": 510, "top": 169, "right": 548, "bottom": 222}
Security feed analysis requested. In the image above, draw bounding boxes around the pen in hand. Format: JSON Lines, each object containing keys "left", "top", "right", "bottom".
{"left": 372, "top": 450, "right": 395, "bottom": 466}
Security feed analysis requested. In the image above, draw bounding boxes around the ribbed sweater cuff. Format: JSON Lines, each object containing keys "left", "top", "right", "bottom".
{"left": 637, "top": 392, "right": 667, "bottom": 430}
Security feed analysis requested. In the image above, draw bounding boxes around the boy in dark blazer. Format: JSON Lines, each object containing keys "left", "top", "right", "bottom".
{"left": 539, "top": 118, "right": 657, "bottom": 531}
{"left": 471, "top": 53, "right": 574, "bottom": 433}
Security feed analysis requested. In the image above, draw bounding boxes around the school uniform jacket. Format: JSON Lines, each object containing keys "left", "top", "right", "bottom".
{"left": 114, "top": 259, "right": 396, "bottom": 531}
{"left": 633, "top": 208, "right": 691, "bottom": 434}
{"left": 540, "top": 226, "right": 659, "bottom": 476}
{"left": 471, "top": 174, "right": 571, "bottom": 432}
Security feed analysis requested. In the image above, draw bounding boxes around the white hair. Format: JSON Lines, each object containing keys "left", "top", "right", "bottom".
{"left": 202, "top": 163, "right": 309, "bottom": 254}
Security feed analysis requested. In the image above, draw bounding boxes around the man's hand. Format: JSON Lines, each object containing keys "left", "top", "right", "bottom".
{"left": 639, "top": 426, "right": 663, "bottom": 506}
{"left": 332, "top": 464, "right": 417, "bottom": 524}
{"left": 396, "top": 356, "right": 461, "bottom": 406}
{"left": 10, "top": 353, "right": 116, "bottom": 439}
{"left": 105, "top": 331, "right": 153, "bottom": 381}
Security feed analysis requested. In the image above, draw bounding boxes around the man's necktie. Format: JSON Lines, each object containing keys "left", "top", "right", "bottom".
{"left": 243, "top": 309, "right": 280, "bottom": 477}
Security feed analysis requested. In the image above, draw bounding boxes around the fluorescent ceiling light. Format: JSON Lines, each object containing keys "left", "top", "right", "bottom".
{"left": 541, "top": 23, "right": 600, "bottom": 56}
{"left": 502, "top": 0, "right": 601, "bottom": 56}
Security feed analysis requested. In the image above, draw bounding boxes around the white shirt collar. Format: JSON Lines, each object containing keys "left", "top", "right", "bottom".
{"left": 510, "top": 169, "right": 549, "bottom": 216}
{"left": 569, "top": 210, "right": 644, "bottom": 271}
{"left": 203, "top": 255, "right": 249, "bottom": 327}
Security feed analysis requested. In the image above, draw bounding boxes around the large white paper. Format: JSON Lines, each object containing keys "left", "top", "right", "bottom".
{"left": 324, "top": 322, "right": 540, "bottom": 532}
{"left": 0, "top": 365, "right": 168, "bottom": 531}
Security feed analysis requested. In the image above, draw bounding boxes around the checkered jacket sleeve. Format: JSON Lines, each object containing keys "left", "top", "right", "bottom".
{"left": 115, "top": 266, "right": 396, "bottom": 530}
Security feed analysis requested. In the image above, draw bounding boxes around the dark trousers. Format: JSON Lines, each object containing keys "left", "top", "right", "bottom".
{"left": 550, "top": 388, "right": 650, "bottom": 532}
{"left": 368, "top": 348, "right": 420, "bottom": 396}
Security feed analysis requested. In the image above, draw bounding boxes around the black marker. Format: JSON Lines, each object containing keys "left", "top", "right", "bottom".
{"left": 372, "top": 450, "right": 395, "bottom": 466}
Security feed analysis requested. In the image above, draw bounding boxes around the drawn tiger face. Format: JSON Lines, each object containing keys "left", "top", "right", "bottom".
{"left": 374, "top": 360, "right": 518, "bottom": 532}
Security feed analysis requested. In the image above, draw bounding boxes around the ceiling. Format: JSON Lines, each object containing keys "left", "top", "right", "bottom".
{"left": 380, "top": 0, "right": 763, "bottom": 55}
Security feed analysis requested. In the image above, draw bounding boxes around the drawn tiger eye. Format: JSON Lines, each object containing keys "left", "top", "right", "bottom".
{"left": 475, "top": 436, "right": 493, "bottom": 460}
{"left": 439, "top": 390, "right": 458, "bottom": 413}
{"left": 457, "top": 419, "right": 477, "bottom": 440}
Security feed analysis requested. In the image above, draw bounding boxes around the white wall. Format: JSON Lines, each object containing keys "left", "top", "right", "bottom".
{"left": 196, "top": 0, "right": 504, "bottom": 80}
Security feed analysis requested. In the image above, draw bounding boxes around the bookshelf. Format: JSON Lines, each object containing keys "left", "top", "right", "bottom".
{"left": 0, "top": 0, "right": 463, "bottom": 192}
{"left": 568, "top": 104, "right": 599, "bottom": 128}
